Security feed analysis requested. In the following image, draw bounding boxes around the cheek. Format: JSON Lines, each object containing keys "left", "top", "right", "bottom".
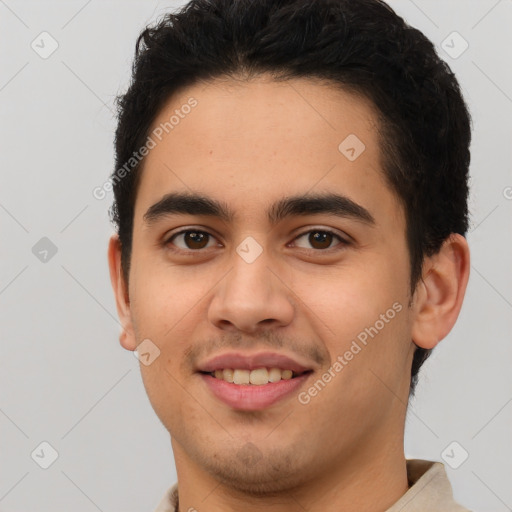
{"left": 130, "top": 260, "right": 207, "bottom": 342}
{"left": 294, "top": 261, "right": 411, "bottom": 385}
{"left": 129, "top": 269, "right": 196, "bottom": 405}
{"left": 291, "top": 261, "right": 401, "bottom": 339}
{"left": 139, "top": 360, "right": 190, "bottom": 441}
{"left": 296, "top": 310, "right": 411, "bottom": 440}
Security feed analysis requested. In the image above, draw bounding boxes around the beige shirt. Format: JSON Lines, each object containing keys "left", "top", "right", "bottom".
{"left": 153, "top": 459, "right": 472, "bottom": 512}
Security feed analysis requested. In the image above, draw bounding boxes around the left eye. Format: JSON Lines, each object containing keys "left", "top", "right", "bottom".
{"left": 292, "top": 229, "right": 347, "bottom": 250}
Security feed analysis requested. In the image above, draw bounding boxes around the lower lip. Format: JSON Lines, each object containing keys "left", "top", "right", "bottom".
{"left": 200, "top": 373, "right": 311, "bottom": 411}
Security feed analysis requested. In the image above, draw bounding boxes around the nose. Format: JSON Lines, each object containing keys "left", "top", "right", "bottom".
{"left": 208, "top": 248, "right": 295, "bottom": 334}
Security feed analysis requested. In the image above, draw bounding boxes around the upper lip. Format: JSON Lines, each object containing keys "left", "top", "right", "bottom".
{"left": 196, "top": 351, "right": 314, "bottom": 374}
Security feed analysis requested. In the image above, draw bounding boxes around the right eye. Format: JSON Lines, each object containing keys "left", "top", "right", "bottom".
{"left": 165, "top": 229, "right": 221, "bottom": 252}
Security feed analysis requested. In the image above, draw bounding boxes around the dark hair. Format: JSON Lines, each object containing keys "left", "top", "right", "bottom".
{"left": 110, "top": 0, "right": 471, "bottom": 398}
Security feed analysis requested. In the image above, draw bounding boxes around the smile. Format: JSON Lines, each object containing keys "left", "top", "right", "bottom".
{"left": 199, "top": 370, "right": 313, "bottom": 411}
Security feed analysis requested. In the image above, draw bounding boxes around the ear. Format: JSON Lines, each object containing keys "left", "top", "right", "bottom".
{"left": 108, "top": 234, "right": 137, "bottom": 351}
{"left": 411, "top": 233, "right": 470, "bottom": 350}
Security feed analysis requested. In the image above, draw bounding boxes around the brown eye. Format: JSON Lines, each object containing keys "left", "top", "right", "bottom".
{"left": 309, "top": 231, "right": 333, "bottom": 249}
{"left": 293, "top": 229, "right": 347, "bottom": 251}
{"left": 168, "top": 230, "right": 216, "bottom": 250}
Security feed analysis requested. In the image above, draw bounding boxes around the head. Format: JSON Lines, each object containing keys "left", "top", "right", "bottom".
{"left": 108, "top": 0, "right": 471, "bottom": 495}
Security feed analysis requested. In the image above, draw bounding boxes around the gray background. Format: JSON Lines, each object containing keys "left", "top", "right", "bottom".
{"left": 1, "top": 0, "right": 511, "bottom": 510}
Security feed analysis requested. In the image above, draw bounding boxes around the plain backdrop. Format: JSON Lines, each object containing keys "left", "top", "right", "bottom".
{"left": 0, "top": 1, "right": 511, "bottom": 511}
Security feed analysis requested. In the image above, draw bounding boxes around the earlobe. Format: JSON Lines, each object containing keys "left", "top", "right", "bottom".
{"left": 411, "top": 234, "right": 470, "bottom": 350}
{"left": 108, "top": 234, "right": 138, "bottom": 351}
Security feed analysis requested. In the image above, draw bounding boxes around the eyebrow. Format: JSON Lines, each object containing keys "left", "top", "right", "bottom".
{"left": 143, "top": 192, "right": 376, "bottom": 227}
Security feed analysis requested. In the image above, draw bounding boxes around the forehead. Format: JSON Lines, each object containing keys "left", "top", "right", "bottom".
{"left": 133, "top": 76, "right": 403, "bottom": 230}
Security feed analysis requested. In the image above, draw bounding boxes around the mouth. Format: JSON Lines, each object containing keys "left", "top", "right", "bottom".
{"left": 196, "top": 351, "right": 315, "bottom": 410}
{"left": 199, "top": 371, "right": 313, "bottom": 411}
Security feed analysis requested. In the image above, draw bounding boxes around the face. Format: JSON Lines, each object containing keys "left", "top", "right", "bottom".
{"left": 117, "top": 76, "right": 418, "bottom": 492}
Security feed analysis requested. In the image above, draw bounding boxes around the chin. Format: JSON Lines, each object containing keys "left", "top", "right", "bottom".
{"left": 198, "top": 444, "right": 309, "bottom": 496}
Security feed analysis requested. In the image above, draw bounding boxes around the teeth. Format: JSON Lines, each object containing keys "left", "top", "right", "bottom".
{"left": 233, "top": 369, "right": 250, "bottom": 385}
{"left": 210, "top": 367, "right": 300, "bottom": 385}
{"left": 249, "top": 368, "right": 268, "bottom": 385}
{"left": 223, "top": 369, "right": 234, "bottom": 383}
{"left": 268, "top": 367, "right": 282, "bottom": 383}
{"left": 281, "top": 369, "right": 293, "bottom": 380}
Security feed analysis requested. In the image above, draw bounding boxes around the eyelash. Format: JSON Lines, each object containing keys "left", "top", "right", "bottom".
{"left": 163, "top": 227, "right": 350, "bottom": 254}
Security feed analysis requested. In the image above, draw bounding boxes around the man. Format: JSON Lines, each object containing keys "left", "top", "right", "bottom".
{"left": 108, "top": 0, "right": 472, "bottom": 510}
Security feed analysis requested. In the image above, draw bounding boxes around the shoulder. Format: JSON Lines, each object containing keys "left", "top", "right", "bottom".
{"left": 385, "top": 459, "right": 473, "bottom": 512}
